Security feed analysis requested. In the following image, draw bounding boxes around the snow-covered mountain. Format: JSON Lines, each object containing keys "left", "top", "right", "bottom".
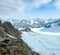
{"left": 11, "top": 18, "right": 60, "bottom": 29}
{"left": 7, "top": 18, "right": 46, "bottom": 28}
{"left": 1, "top": 18, "right": 60, "bottom": 55}
{"left": 1, "top": 18, "right": 60, "bottom": 28}
{"left": 20, "top": 18, "right": 60, "bottom": 55}
{"left": 21, "top": 22, "right": 60, "bottom": 55}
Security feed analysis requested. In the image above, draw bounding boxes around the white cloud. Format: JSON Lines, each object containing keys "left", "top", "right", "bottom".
{"left": 0, "top": 0, "right": 52, "bottom": 13}
{"left": 54, "top": 0, "right": 60, "bottom": 10}
{"left": 29, "top": 0, "right": 51, "bottom": 8}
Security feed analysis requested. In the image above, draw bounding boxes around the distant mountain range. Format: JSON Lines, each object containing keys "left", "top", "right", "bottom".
{"left": 1, "top": 18, "right": 60, "bottom": 28}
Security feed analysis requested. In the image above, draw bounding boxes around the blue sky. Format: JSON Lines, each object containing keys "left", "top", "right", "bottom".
{"left": 0, "top": 0, "right": 60, "bottom": 19}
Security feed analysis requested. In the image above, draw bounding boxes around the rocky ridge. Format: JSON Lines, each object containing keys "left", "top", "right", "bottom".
{"left": 0, "top": 20, "right": 40, "bottom": 55}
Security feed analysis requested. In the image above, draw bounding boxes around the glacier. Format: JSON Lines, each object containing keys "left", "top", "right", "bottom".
{"left": 21, "top": 23, "right": 60, "bottom": 55}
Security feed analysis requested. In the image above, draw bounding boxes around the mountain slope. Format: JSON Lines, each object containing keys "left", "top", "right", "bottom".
{"left": 0, "top": 20, "right": 39, "bottom": 55}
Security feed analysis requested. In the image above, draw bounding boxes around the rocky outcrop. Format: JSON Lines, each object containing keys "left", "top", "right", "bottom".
{"left": 0, "top": 21, "right": 40, "bottom": 55}
{"left": 2, "top": 22, "right": 22, "bottom": 39}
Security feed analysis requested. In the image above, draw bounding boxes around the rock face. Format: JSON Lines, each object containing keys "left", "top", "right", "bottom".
{"left": 3, "top": 22, "right": 22, "bottom": 38}
{"left": 0, "top": 21, "right": 40, "bottom": 55}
